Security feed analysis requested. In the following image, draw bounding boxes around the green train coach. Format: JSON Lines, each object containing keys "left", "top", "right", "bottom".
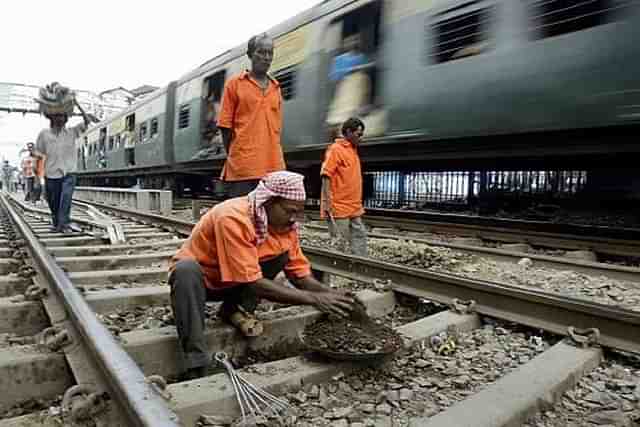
{"left": 75, "top": 0, "right": 640, "bottom": 197}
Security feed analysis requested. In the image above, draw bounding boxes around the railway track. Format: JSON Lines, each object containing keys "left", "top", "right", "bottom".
{"left": 175, "top": 199, "right": 640, "bottom": 260}
{"left": 0, "top": 194, "right": 638, "bottom": 426}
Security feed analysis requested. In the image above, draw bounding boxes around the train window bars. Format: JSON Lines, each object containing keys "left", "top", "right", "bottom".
{"left": 272, "top": 65, "right": 298, "bottom": 101}
{"left": 178, "top": 104, "right": 190, "bottom": 129}
{"left": 428, "top": 4, "right": 494, "bottom": 64}
{"left": 529, "top": 0, "right": 631, "bottom": 39}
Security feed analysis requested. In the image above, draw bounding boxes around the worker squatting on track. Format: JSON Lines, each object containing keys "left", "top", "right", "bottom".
{"left": 169, "top": 171, "right": 357, "bottom": 380}
{"left": 217, "top": 34, "right": 286, "bottom": 198}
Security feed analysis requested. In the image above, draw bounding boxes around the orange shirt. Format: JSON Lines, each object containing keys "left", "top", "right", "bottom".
{"left": 21, "top": 157, "right": 34, "bottom": 178}
{"left": 170, "top": 197, "right": 311, "bottom": 291}
{"left": 320, "top": 138, "right": 364, "bottom": 219}
{"left": 217, "top": 71, "right": 286, "bottom": 181}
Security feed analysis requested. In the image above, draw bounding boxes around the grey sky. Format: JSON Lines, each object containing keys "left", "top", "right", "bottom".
{"left": 0, "top": 0, "right": 319, "bottom": 164}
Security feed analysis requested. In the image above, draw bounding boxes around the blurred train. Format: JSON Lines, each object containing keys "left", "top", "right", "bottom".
{"left": 75, "top": 0, "right": 640, "bottom": 198}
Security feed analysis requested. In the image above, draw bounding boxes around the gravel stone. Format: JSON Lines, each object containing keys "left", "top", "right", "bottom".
{"left": 523, "top": 356, "right": 640, "bottom": 427}
{"left": 301, "top": 230, "right": 640, "bottom": 312}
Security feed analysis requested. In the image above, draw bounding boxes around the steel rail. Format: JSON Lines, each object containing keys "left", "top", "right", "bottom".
{"left": 362, "top": 207, "right": 640, "bottom": 240}
{"left": 8, "top": 194, "right": 125, "bottom": 244}
{"left": 304, "top": 247, "right": 640, "bottom": 354}
{"left": 303, "top": 223, "right": 640, "bottom": 284}
{"left": 0, "top": 195, "right": 181, "bottom": 427}
{"left": 307, "top": 211, "right": 640, "bottom": 258}
{"left": 79, "top": 199, "right": 640, "bottom": 354}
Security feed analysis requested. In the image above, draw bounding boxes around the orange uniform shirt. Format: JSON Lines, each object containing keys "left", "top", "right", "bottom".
{"left": 320, "top": 138, "right": 364, "bottom": 219}
{"left": 217, "top": 71, "right": 286, "bottom": 181}
{"left": 170, "top": 197, "right": 311, "bottom": 291}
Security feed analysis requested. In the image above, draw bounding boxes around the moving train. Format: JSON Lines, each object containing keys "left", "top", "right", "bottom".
{"left": 75, "top": 0, "right": 640, "bottom": 198}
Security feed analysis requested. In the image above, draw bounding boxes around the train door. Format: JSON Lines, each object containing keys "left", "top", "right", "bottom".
{"left": 124, "top": 113, "right": 136, "bottom": 166}
{"left": 323, "top": 0, "right": 386, "bottom": 139}
{"left": 98, "top": 127, "right": 107, "bottom": 168}
{"left": 199, "top": 70, "right": 226, "bottom": 155}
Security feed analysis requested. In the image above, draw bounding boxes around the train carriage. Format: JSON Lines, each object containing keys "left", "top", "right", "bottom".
{"left": 76, "top": 0, "right": 640, "bottom": 199}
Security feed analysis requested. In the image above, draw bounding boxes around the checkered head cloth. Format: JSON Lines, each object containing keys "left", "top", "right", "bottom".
{"left": 248, "top": 171, "right": 306, "bottom": 244}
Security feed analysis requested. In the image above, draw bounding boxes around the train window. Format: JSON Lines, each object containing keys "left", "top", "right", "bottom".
{"left": 108, "top": 136, "right": 114, "bottom": 151}
{"left": 140, "top": 122, "right": 148, "bottom": 142}
{"left": 529, "top": 0, "right": 628, "bottom": 39}
{"left": 150, "top": 118, "right": 159, "bottom": 138}
{"left": 429, "top": 6, "right": 493, "bottom": 63}
{"left": 178, "top": 104, "right": 190, "bottom": 129}
{"left": 273, "top": 66, "right": 297, "bottom": 100}
{"left": 116, "top": 134, "right": 121, "bottom": 150}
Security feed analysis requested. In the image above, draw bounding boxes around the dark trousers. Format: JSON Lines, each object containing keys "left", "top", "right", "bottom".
{"left": 170, "top": 253, "right": 288, "bottom": 371}
{"left": 45, "top": 175, "right": 76, "bottom": 230}
{"left": 24, "top": 177, "right": 34, "bottom": 201}
{"left": 224, "top": 179, "right": 260, "bottom": 199}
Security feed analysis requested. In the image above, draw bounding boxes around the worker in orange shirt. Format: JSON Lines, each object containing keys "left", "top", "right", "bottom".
{"left": 321, "top": 117, "right": 368, "bottom": 256}
{"left": 217, "top": 33, "right": 286, "bottom": 198}
{"left": 169, "top": 171, "right": 355, "bottom": 379}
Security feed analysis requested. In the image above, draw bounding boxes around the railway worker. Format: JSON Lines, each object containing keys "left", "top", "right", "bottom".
{"left": 169, "top": 171, "right": 355, "bottom": 379}
{"left": 320, "top": 117, "right": 368, "bottom": 256}
{"left": 21, "top": 143, "right": 36, "bottom": 201}
{"left": 217, "top": 33, "right": 286, "bottom": 199}
{"left": 34, "top": 97, "right": 94, "bottom": 233}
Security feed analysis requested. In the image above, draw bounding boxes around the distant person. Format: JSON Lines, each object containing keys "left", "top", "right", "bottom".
{"left": 32, "top": 154, "right": 45, "bottom": 204}
{"left": 34, "top": 85, "right": 95, "bottom": 233}
{"left": 21, "top": 144, "right": 36, "bottom": 201}
{"left": 217, "top": 33, "right": 286, "bottom": 198}
{"left": 321, "top": 117, "right": 368, "bottom": 256}
{"left": 1, "top": 161, "right": 12, "bottom": 193}
{"left": 168, "top": 171, "right": 355, "bottom": 379}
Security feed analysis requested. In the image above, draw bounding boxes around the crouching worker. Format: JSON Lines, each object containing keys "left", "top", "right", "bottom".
{"left": 169, "top": 171, "right": 356, "bottom": 379}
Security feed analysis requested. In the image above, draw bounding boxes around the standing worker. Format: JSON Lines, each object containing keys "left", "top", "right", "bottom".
{"left": 33, "top": 83, "right": 96, "bottom": 233}
{"left": 217, "top": 33, "right": 286, "bottom": 198}
{"left": 21, "top": 144, "right": 36, "bottom": 201}
{"left": 320, "top": 117, "right": 368, "bottom": 256}
{"left": 169, "top": 171, "right": 355, "bottom": 379}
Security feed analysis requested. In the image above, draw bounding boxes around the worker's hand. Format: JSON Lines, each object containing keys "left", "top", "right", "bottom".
{"left": 322, "top": 199, "right": 333, "bottom": 217}
{"left": 311, "top": 292, "right": 355, "bottom": 318}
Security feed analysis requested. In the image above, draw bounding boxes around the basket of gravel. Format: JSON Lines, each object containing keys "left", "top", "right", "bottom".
{"left": 300, "top": 298, "right": 403, "bottom": 361}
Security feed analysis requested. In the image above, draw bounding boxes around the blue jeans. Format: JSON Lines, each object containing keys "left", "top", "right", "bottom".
{"left": 45, "top": 175, "right": 76, "bottom": 230}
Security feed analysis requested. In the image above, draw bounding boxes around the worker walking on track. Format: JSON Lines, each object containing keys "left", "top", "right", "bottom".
{"left": 33, "top": 82, "right": 95, "bottom": 233}
{"left": 321, "top": 117, "right": 368, "bottom": 256}
{"left": 169, "top": 171, "right": 355, "bottom": 379}
{"left": 217, "top": 33, "right": 286, "bottom": 198}
{"left": 21, "top": 143, "right": 36, "bottom": 202}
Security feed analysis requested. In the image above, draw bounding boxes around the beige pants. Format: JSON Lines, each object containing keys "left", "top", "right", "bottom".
{"left": 327, "top": 216, "right": 368, "bottom": 256}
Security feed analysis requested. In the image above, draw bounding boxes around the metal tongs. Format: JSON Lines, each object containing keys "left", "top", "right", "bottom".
{"left": 214, "top": 352, "right": 291, "bottom": 425}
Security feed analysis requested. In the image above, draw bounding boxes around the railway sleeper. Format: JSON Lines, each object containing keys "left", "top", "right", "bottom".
{"left": 0, "top": 290, "right": 392, "bottom": 420}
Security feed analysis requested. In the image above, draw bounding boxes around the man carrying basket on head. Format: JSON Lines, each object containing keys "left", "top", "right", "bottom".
{"left": 32, "top": 82, "right": 98, "bottom": 233}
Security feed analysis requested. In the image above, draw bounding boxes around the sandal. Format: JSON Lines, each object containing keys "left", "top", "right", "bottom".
{"left": 228, "top": 308, "right": 264, "bottom": 337}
